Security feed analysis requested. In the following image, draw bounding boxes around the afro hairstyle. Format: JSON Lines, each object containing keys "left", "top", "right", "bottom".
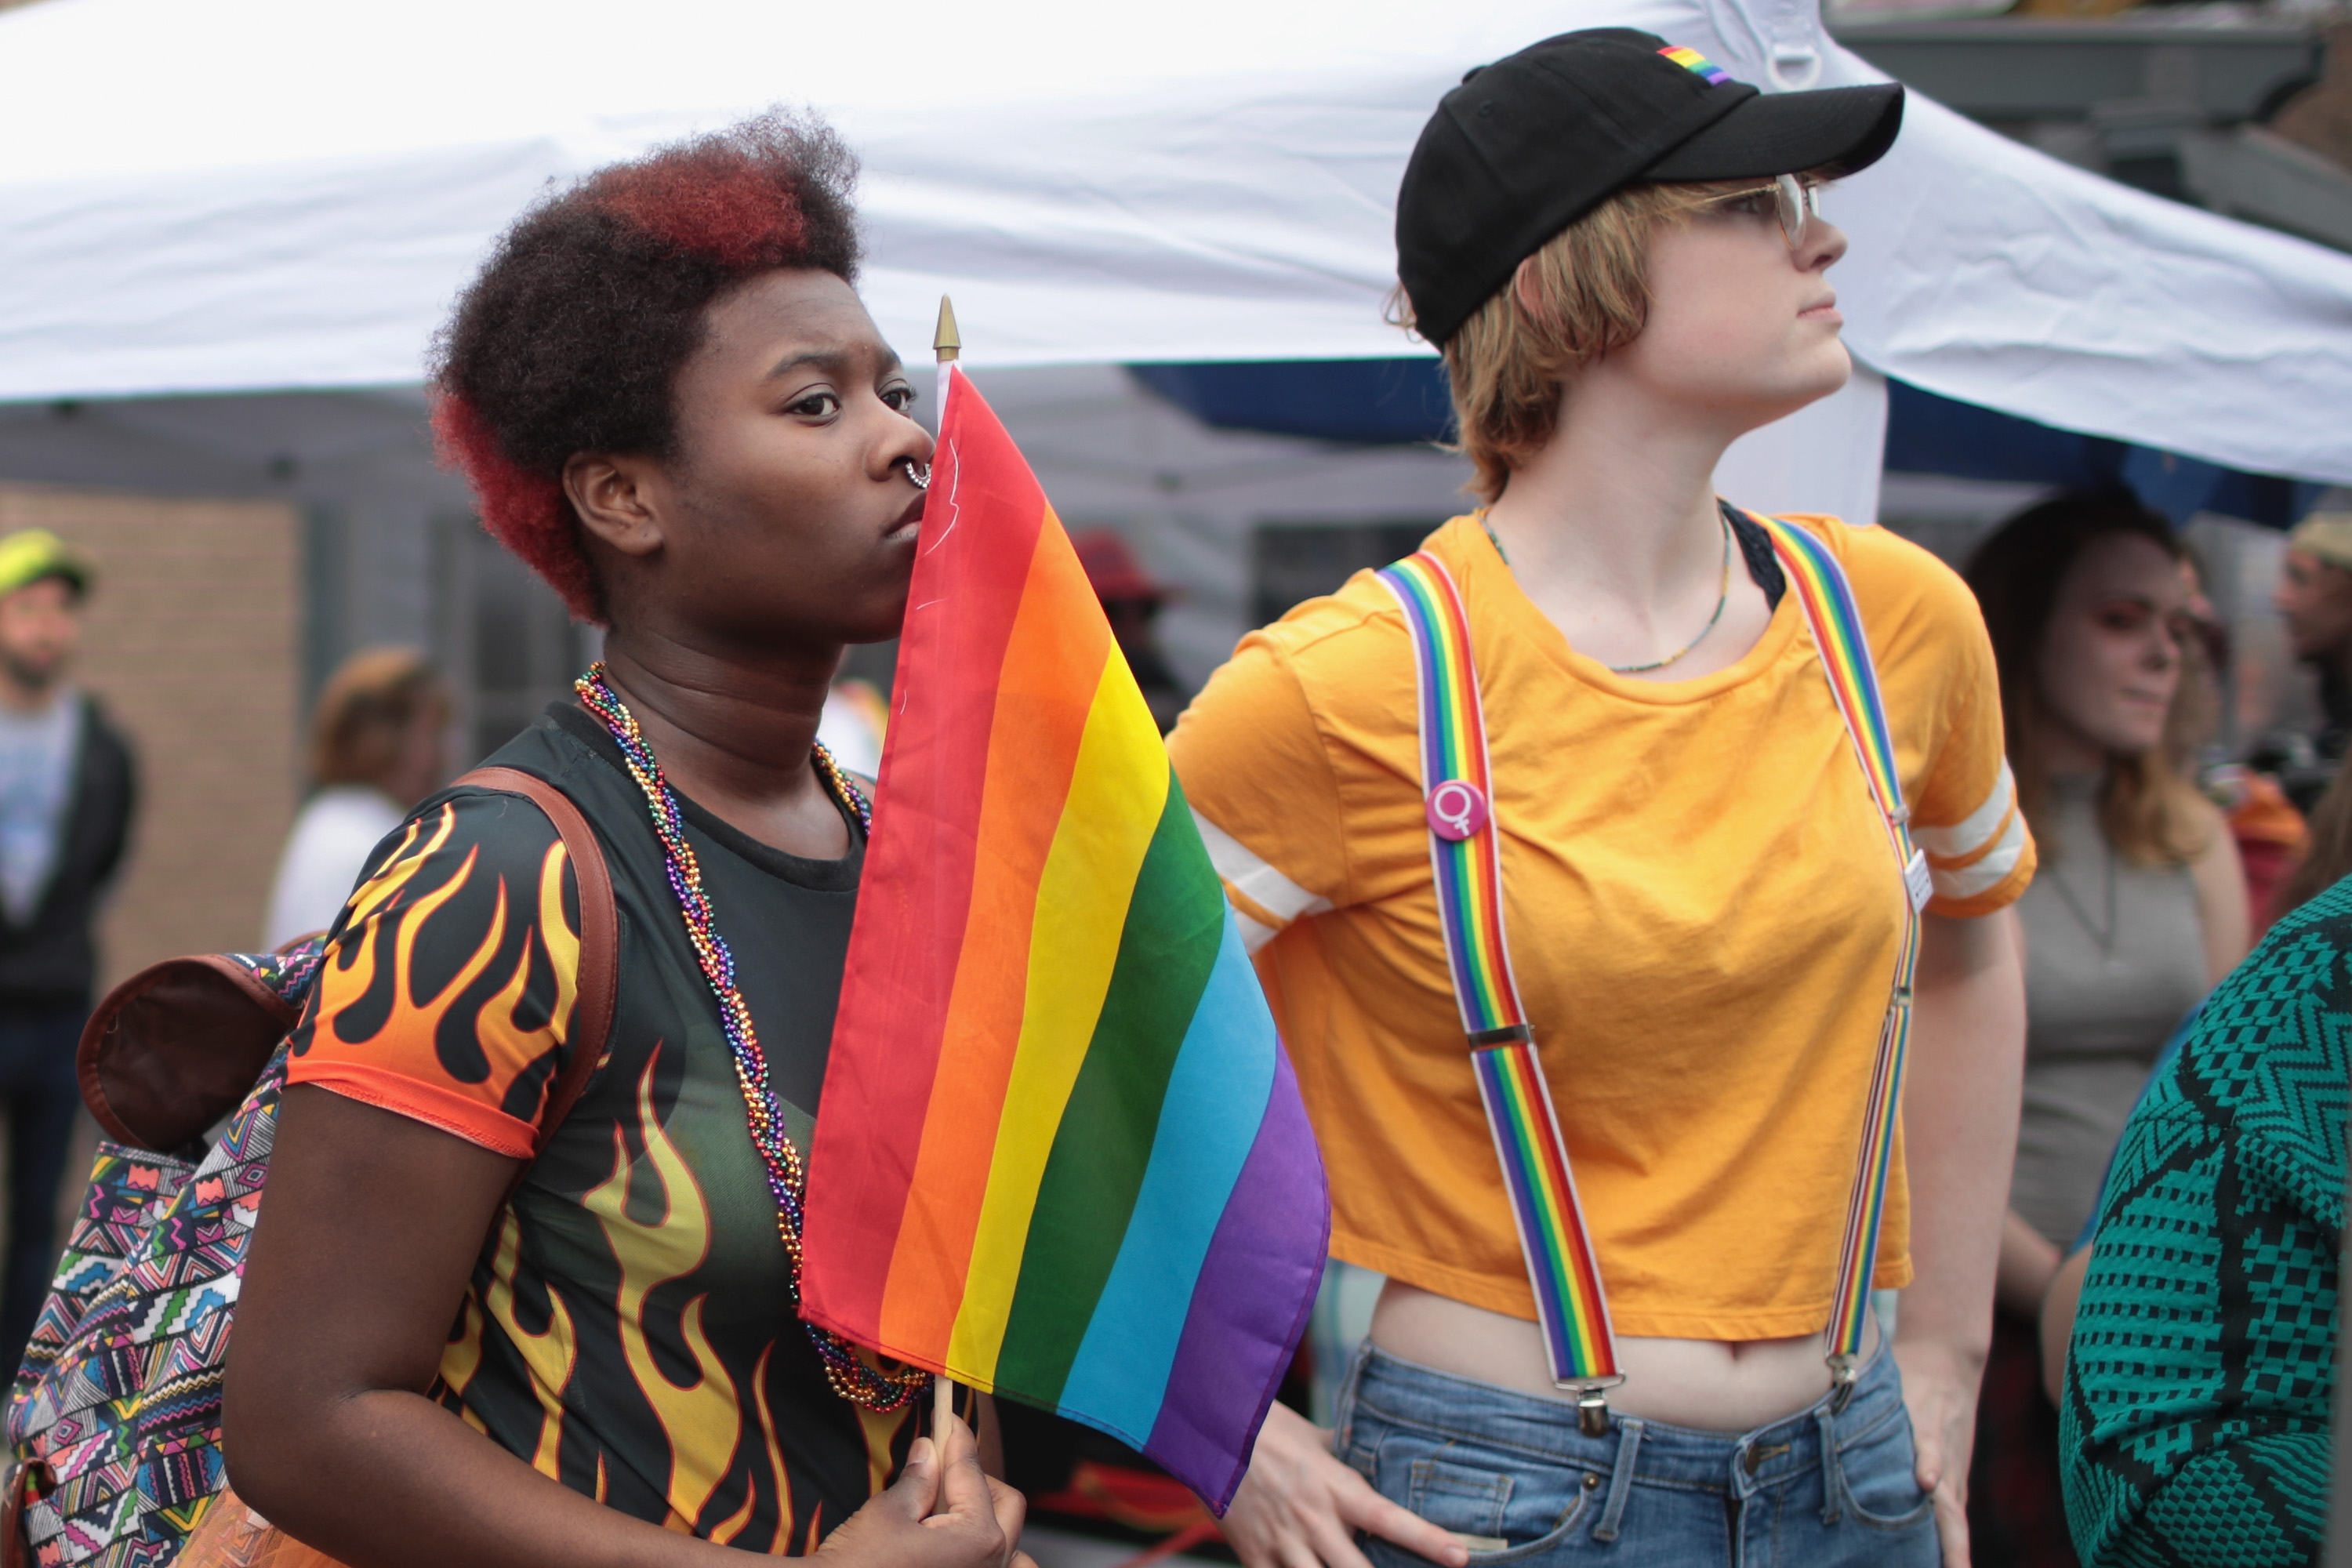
{"left": 429, "top": 111, "right": 862, "bottom": 623}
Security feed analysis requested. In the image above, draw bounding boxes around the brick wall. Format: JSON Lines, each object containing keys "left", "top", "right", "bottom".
{"left": 0, "top": 488, "right": 299, "bottom": 986}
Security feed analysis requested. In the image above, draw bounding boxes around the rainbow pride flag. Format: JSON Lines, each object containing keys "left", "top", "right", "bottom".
{"left": 800, "top": 366, "right": 1327, "bottom": 1511}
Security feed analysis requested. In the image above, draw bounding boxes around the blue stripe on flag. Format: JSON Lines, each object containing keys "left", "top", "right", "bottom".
{"left": 1054, "top": 909, "right": 1278, "bottom": 1438}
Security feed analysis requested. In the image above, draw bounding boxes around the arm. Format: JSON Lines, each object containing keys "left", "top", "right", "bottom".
{"left": 2062, "top": 1106, "right": 2335, "bottom": 1565}
{"left": 1896, "top": 906, "right": 2027, "bottom": 1568}
{"left": 2186, "top": 807, "right": 2249, "bottom": 983}
{"left": 1994, "top": 1208, "right": 2063, "bottom": 1319}
{"left": 2036, "top": 1246, "right": 2090, "bottom": 1406}
{"left": 1982, "top": 846, "right": 2056, "bottom": 1330}
{"left": 225, "top": 1086, "right": 1029, "bottom": 1568}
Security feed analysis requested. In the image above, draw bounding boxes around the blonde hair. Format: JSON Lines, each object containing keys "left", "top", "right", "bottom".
{"left": 309, "top": 647, "right": 447, "bottom": 793}
{"left": 1400, "top": 180, "right": 1760, "bottom": 503}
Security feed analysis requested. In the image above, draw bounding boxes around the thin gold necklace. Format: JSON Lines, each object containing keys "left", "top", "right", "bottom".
{"left": 1480, "top": 508, "right": 1735, "bottom": 673}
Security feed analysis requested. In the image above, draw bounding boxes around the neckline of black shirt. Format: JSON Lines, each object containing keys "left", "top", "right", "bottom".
{"left": 543, "top": 701, "right": 865, "bottom": 894}
{"left": 1722, "top": 503, "right": 1787, "bottom": 612}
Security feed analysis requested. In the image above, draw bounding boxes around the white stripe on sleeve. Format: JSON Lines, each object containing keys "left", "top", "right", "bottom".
{"left": 1192, "top": 808, "right": 1332, "bottom": 954}
{"left": 1932, "top": 808, "right": 2028, "bottom": 902}
{"left": 1917, "top": 760, "right": 2016, "bottom": 863}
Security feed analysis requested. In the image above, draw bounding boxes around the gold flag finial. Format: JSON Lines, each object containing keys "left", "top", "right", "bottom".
{"left": 934, "top": 296, "right": 961, "bottom": 365}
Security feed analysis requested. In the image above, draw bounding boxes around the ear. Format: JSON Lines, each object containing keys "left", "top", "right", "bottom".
{"left": 564, "top": 452, "right": 667, "bottom": 560}
{"left": 1511, "top": 255, "right": 1552, "bottom": 327}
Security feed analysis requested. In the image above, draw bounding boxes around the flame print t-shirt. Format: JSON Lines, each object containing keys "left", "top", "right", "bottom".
{"left": 284, "top": 703, "right": 912, "bottom": 1551}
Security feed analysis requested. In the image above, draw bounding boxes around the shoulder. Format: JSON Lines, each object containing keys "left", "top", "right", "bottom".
{"left": 1774, "top": 514, "right": 1985, "bottom": 646}
{"left": 1248, "top": 564, "right": 1412, "bottom": 671}
{"left": 2172, "top": 885, "right": 2352, "bottom": 1203}
{"left": 73, "top": 694, "right": 134, "bottom": 769}
{"left": 1773, "top": 514, "right": 2001, "bottom": 745}
{"left": 1176, "top": 543, "right": 1422, "bottom": 750}
{"left": 1171, "top": 523, "right": 1467, "bottom": 912}
{"left": 2196, "top": 878, "right": 2352, "bottom": 1080}
{"left": 296, "top": 782, "right": 586, "bottom": 1156}
{"left": 1171, "top": 533, "right": 1437, "bottom": 801}
{"left": 345, "top": 783, "right": 571, "bottom": 927}
{"left": 1232, "top": 517, "right": 1494, "bottom": 706}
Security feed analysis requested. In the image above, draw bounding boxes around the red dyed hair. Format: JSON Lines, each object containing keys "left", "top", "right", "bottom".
{"left": 428, "top": 392, "right": 592, "bottom": 619}
{"left": 595, "top": 154, "right": 810, "bottom": 270}
{"left": 430, "top": 113, "right": 861, "bottom": 624}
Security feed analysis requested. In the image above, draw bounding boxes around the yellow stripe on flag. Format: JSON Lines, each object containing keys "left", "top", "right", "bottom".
{"left": 947, "top": 658, "right": 1168, "bottom": 1380}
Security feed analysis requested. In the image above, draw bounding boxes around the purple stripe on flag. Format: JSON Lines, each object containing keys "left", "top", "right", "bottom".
{"left": 1142, "top": 1047, "right": 1328, "bottom": 1513}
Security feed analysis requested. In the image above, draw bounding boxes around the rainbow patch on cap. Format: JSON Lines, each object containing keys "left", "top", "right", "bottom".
{"left": 1658, "top": 45, "right": 1733, "bottom": 85}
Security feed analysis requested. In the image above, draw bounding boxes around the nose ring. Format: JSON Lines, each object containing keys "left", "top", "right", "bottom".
{"left": 899, "top": 459, "right": 931, "bottom": 492}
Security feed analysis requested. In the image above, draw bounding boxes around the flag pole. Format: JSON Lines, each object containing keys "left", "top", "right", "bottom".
{"left": 931, "top": 289, "right": 960, "bottom": 1456}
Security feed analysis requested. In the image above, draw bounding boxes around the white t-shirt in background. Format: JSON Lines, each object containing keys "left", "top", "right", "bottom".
{"left": 263, "top": 785, "right": 405, "bottom": 950}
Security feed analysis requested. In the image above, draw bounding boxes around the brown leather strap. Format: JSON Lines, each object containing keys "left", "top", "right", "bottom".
{"left": 456, "top": 767, "right": 618, "bottom": 1158}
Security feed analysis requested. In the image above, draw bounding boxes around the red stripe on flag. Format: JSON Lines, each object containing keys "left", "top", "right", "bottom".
{"left": 801, "top": 372, "right": 1052, "bottom": 1332}
{"left": 875, "top": 514, "right": 1110, "bottom": 1356}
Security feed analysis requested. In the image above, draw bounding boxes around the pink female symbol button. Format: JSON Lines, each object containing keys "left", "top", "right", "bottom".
{"left": 1426, "top": 779, "right": 1489, "bottom": 841}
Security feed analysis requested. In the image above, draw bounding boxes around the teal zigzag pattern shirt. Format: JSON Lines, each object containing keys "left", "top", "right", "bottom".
{"left": 2061, "top": 876, "right": 2349, "bottom": 1566}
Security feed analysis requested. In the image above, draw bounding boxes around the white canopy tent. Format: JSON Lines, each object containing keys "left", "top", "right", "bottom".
{"left": 2, "top": 0, "right": 2350, "bottom": 514}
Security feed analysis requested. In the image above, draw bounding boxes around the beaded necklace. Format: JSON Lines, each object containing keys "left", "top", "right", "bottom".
{"left": 575, "top": 663, "right": 931, "bottom": 1414}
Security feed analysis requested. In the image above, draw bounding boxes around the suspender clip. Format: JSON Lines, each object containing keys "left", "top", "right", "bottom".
{"left": 1903, "top": 848, "right": 1933, "bottom": 913}
{"left": 1468, "top": 1023, "right": 1533, "bottom": 1047}
{"left": 1827, "top": 1353, "right": 1860, "bottom": 1414}
{"left": 1576, "top": 1385, "right": 1612, "bottom": 1437}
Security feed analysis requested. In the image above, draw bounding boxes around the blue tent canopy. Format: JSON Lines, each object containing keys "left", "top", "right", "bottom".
{"left": 1128, "top": 361, "right": 2328, "bottom": 530}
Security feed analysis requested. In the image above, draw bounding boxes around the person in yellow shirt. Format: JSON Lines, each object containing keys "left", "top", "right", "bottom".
{"left": 1167, "top": 30, "right": 2030, "bottom": 1568}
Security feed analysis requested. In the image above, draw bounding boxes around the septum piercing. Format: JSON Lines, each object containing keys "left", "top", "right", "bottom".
{"left": 899, "top": 459, "right": 931, "bottom": 491}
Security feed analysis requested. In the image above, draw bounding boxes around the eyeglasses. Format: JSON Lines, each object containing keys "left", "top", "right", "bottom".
{"left": 1692, "top": 173, "right": 1824, "bottom": 251}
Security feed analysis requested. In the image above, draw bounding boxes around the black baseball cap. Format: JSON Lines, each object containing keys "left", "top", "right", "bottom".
{"left": 1397, "top": 28, "right": 1904, "bottom": 347}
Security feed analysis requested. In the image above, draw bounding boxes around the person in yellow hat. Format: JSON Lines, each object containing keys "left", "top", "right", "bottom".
{"left": 0, "top": 528, "right": 135, "bottom": 1370}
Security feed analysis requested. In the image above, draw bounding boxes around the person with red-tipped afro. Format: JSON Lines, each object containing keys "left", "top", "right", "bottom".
{"left": 209, "top": 113, "right": 1033, "bottom": 1568}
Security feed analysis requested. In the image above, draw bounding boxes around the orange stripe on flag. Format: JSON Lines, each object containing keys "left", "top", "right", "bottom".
{"left": 877, "top": 508, "right": 1110, "bottom": 1357}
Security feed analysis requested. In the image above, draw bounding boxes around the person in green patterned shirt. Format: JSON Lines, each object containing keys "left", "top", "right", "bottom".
{"left": 2060, "top": 874, "right": 2347, "bottom": 1564}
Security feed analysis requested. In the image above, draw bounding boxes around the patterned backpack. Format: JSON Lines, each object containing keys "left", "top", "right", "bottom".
{"left": 0, "top": 768, "right": 616, "bottom": 1568}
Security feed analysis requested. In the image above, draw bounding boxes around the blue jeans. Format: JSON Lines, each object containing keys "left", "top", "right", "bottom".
{"left": 1335, "top": 1340, "right": 1939, "bottom": 1567}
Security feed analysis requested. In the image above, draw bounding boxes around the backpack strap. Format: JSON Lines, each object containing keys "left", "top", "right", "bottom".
{"left": 456, "top": 766, "right": 619, "bottom": 1161}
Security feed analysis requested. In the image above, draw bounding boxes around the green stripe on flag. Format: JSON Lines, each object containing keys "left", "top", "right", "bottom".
{"left": 993, "top": 774, "right": 1226, "bottom": 1400}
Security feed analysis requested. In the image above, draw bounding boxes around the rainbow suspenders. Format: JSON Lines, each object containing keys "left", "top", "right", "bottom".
{"left": 1376, "top": 511, "right": 1932, "bottom": 1434}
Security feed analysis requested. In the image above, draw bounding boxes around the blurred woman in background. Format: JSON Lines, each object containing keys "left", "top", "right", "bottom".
{"left": 260, "top": 647, "right": 448, "bottom": 949}
{"left": 2167, "top": 546, "right": 2307, "bottom": 937}
{"left": 1962, "top": 492, "right": 2250, "bottom": 1564}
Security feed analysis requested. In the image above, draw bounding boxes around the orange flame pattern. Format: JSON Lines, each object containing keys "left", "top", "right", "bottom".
{"left": 289, "top": 801, "right": 583, "bottom": 1159}
{"left": 582, "top": 1047, "right": 741, "bottom": 1534}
